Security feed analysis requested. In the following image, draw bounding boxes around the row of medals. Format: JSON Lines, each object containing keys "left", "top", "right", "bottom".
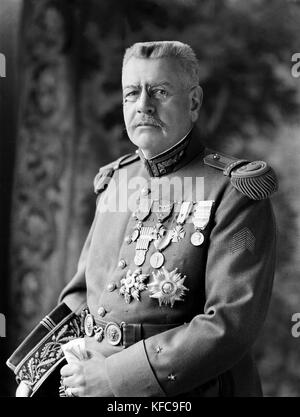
{"left": 83, "top": 198, "right": 214, "bottom": 341}
{"left": 128, "top": 197, "right": 214, "bottom": 269}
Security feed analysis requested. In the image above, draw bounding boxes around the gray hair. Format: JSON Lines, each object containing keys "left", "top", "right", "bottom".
{"left": 122, "top": 41, "right": 200, "bottom": 88}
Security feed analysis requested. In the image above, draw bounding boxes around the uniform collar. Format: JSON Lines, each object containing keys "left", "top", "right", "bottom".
{"left": 137, "top": 127, "right": 204, "bottom": 177}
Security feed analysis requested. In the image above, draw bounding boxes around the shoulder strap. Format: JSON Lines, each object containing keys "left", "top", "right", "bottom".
{"left": 204, "top": 152, "right": 278, "bottom": 200}
{"left": 93, "top": 152, "right": 139, "bottom": 195}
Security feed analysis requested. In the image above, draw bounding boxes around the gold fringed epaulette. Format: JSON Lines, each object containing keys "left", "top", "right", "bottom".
{"left": 93, "top": 152, "right": 139, "bottom": 195}
{"left": 203, "top": 152, "right": 278, "bottom": 200}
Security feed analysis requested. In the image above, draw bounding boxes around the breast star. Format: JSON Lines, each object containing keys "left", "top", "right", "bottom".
{"left": 148, "top": 267, "right": 189, "bottom": 308}
{"left": 119, "top": 269, "right": 149, "bottom": 303}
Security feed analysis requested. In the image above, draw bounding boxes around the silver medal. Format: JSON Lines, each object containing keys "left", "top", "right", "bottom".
{"left": 150, "top": 252, "right": 165, "bottom": 269}
{"left": 190, "top": 231, "right": 204, "bottom": 246}
{"left": 134, "top": 250, "right": 146, "bottom": 266}
{"left": 84, "top": 314, "right": 95, "bottom": 337}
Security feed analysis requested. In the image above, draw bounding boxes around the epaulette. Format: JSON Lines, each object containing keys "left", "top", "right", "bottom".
{"left": 203, "top": 152, "right": 278, "bottom": 200}
{"left": 6, "top": 302, "right": 85, "bottom": 397}
{"left": 93, "top": 152, "right": 140, "bottom": 195}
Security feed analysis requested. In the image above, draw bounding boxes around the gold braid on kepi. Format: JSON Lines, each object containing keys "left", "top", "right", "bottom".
{"left": 204, "top": 153, "right": 278, "bottom": 200}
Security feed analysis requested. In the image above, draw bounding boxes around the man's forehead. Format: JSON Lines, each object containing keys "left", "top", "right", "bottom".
{"left": 122, "top": 56, "right": 182, "bottom": 87}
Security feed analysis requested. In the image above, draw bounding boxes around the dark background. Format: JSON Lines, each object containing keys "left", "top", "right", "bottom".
{"left": 1, "top": 0, "right": 300, "bottom": 396}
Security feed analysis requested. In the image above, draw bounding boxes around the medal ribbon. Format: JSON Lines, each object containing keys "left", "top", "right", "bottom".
{"left": 176, "top": 201, "right": 193, "bottom": 225}
{"left": 192, "top": 201, "right": 214, "bottom": 230}
{"left": 135, "top": 197, "right": 153, "bottom": 221}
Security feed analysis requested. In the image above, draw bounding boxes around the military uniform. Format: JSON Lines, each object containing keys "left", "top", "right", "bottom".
{"left": 7, "top": 128, "right": 277, "bottom": 397}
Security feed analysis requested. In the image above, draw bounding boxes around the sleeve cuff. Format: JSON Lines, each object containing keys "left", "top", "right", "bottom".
{"left": 105, "top": 340, "right": 166, "bottom": 397}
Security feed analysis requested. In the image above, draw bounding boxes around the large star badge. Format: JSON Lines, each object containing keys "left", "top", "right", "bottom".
{"left": 148, "top": 267, "right": 189, "bottom": 308}
{"left": 119, "top": 268, "right": 149, "bottom": 303}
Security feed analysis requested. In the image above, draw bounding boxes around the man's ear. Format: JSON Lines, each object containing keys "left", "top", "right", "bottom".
{"left": 190, "top": 85, "right": 203, "bottom": 123}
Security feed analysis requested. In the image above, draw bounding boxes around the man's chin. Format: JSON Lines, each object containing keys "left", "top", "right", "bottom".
{"left": 131, "top": 131, "right": 163, "bottom": 150}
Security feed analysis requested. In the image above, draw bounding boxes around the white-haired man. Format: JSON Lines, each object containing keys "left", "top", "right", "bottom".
{"left": 9, "top": 41, "right": 277, "bottom": 397}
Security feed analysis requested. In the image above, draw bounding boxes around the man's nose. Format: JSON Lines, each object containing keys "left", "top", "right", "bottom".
{"left": 137, "top": 89, "right": 155, "bottom": 114}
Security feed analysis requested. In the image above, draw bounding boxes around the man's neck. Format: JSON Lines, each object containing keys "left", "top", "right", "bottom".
{"left": 140, "top": 128, "right": 193, "bottom": 160}
{"left": 137, "top": 126, "right": 205, "bottom": 177}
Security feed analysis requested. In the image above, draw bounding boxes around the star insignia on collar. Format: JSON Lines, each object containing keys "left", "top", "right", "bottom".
{"left": 148, "top": 267, "right": 189, "bottom": 308}
{"left": 155, "top": 345, "right": 163, "bottom": 354}
{"left": 119, "top": 269, "right": 149, "bottom": 303}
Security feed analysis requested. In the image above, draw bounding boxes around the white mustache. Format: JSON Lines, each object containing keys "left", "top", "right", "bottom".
{"left": 134, "top": 117, "right": 164, "bottom": 128}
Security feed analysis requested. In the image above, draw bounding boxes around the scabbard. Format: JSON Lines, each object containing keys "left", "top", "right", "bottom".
{"left": 6, "top": 302, "right": 85, "bottom": 397}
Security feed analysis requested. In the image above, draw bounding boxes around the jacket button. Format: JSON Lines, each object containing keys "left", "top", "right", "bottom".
{"left": 107, "top": 282, "right": 117, "bottom": 292}
{"left": 124, "top": 235, "right": 132, "bottom": 244}
{"left": 118, "top": 259, "right": 127, "bottom": 269}
{"left": 97, "top": 306, "right": 106, "bottom": 317}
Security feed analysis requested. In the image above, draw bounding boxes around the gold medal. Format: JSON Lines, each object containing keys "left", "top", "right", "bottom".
{"left": 150, "top": 252, "right": 165, "bottom": 269}
{"left": 190, "top": 231, "right": 204, "bottom": 246}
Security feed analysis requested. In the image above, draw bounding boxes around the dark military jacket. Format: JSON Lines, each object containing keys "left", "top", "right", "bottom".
{"left": 58, "top": 127, "right": 276, "bottom": 397}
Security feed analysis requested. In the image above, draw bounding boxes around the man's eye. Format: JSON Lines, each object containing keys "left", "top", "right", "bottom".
{"left": 123, "top": 91, "right": 139, "bottom": 102}
{"left": 152, "top": 89, "right": 168, "bottom": 99}
{"left": 127, "top": 91, "right": 139, "bottom": 97}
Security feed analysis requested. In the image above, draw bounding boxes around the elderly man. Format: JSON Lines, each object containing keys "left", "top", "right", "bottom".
{"left": 8, "top": 41, "right": 277, "bottom": 397}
